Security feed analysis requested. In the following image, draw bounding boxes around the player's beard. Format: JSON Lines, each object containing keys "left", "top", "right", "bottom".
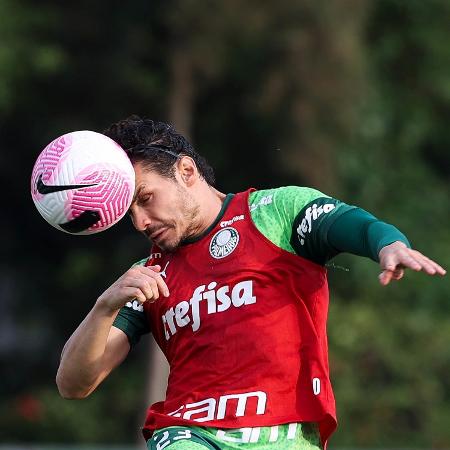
{"left": 149, "top": 184, "right": 201, "bottom": 253}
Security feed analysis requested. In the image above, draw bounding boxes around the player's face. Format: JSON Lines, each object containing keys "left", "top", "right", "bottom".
{"left": 128, "top": 163, "right": 202, "bottom": 252}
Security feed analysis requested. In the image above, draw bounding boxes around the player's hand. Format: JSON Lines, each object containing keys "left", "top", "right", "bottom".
{"left": 96, "top": 265, "right": 170, "bottom": 311}
{"left": 378, "top": 241, "right": 446, "bottom": 286}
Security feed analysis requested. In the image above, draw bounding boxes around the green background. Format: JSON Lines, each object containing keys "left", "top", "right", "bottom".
{"left": 0, "top": 0, "right": 449, "bottom": 448}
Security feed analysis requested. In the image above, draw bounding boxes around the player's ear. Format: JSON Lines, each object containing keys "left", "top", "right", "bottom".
{"left": 175, "top": 156, "right": 197, "bottom": 186}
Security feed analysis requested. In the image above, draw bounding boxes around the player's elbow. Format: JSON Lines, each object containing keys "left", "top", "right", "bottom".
{"left": 56, "top": 371, "right": 93, "bottom": 400}
{"left": 58, "top": 388, "right": 88, "bottom": 400}
{"left": 56, "top": 382, "right": 92, "bottom": 400}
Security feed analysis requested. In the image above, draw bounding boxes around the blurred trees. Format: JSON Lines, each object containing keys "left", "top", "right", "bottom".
{"left": 0, "top": 0, "right": 448, "bottom": 447}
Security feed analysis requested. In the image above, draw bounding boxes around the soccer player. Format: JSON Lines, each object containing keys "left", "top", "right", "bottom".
{"left": 56, "top": 115, "right": 446, "bottom": 450}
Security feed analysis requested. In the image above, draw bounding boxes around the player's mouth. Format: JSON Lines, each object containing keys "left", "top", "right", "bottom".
{"left": 149, "top": 227, "right": 169, "bottom": 242}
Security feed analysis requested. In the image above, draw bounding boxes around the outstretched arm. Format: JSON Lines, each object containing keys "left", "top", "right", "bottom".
{"left": 325, "top": 208, "right": 446, "bottom": 285}
{"left": 249, "top": 187, "right": 446, "bottom": 285}
{"left": 378, "top": 241, "right": 446, "bottom": 286}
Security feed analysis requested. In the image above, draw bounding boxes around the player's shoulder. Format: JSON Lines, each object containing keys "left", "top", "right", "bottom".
{"left": 131, "top": 257, "right": 149, "bottom": 268}
{"left": 249, "top": 185, "right": 330, "bottom": 212}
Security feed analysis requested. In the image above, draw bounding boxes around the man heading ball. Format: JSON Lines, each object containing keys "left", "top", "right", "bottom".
{"left": 56, "top": 115, "right": 446, "bottom": 450}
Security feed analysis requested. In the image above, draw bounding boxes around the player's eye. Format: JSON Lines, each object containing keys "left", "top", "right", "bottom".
{"left": 138, "top": 193, "right": 152, "bottom": 205}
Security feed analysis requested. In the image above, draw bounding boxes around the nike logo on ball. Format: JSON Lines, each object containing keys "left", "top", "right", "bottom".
{"left": 60, "top": 210, "right": 101, "bottom": 233}
{"left": 36, "top": 174, "right": 98, "bottom": 194}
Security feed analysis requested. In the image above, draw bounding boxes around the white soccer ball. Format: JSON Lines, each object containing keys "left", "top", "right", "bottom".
{"left": 30, "top": 130, "right": 135, "bottom": 235}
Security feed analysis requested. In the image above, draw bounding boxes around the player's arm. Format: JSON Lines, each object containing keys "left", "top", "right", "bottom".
{"left": 291, "top": 196, "right": 446, "bottom": 284}
{"left": 56, "top": 265, "right": 169, "bottom": 399}
{"left": 56, "top": 304, "right": 130, "bottom": 399}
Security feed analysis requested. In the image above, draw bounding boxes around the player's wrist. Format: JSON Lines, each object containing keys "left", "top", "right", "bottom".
{"left": 94, "top": 295, "right": 123, "bottom": 316}
{"left": 378, "top": 240, "right": 408, "bottom": 256}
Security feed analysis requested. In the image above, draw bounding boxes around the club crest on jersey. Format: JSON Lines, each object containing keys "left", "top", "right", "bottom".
{"left": 209, "top": 227, "right": 239, "bottom": 259}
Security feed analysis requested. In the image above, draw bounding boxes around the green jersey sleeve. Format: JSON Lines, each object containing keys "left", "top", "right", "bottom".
{"left": 112, "top": 258, "right": 151, "bottom": 347}
{"left": 248, "top": 186, "right": 410, "bottom": 265}
{"left": 249, "top": 186, "right": 354, "bottom": 264}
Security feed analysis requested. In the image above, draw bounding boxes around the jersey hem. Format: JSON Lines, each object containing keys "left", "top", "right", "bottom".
{"left": 142, "top": 412, "right": 337, "bottom": 448}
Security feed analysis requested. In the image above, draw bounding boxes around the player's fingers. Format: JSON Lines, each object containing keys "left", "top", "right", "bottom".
{"left": 392, "top": 268, "right": 404, "bottom": 280}
{"left": 405, "top": 252, "right": 436, "bottom": 273}
{"left": 392, "top": 251, "right": 422, "bottom": 272}
{"left": 402, "top": 253, "right": 436, "bottom": 275}
{"left": 379, "top": 270, "right": 394, "bottom": 286}
{"left": 380, "top": 266, "right": 406, "bottom": 285}
{"left": 379, "top": 243, "right": 446, "bottom": 284}
{"left": 131, "top": 265, "right": 159, "bottom": 275}
{"left": 125, "top": 277, "right": 159, "bottom": 301}
{"left": 383, "top": 250, "right": 446, "bottom": 279}
{"left": 431, "top": 261, "right": 446, "bottom": 275}
{"left": 380, "top": 252, "right": 402, "bottom": 273}
{"left": 149, "top": 269, "right": 170, "bottom": 297}
{"left": 135, "top": 265, "right": 170, "bottom": 297}
{"left": 122, "top": 287, "right": 147, "bottom": 304}
{"left": 143, "top": 278, "right": 160, "bottom": 302}
{"left": 409, "top": 251, "right": 446, "bottom": 275}
{"left": 142, "top": 277, "right": 161, "bottom": 301}
{"left": 429, "top": 260, "right": 446, "bottom": 275}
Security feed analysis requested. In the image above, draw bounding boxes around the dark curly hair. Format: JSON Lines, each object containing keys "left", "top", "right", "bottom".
{"left": 103, "top": 115, "right": 215, "bottom": 186}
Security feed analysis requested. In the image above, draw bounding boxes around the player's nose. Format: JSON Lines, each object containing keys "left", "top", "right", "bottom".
{"left": 130, "top": 208, "right": 152, "bottom": 232}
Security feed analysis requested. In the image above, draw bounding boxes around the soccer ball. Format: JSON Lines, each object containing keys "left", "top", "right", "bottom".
{"left": 31, "top": 130, "right": 135, "bottom": 235}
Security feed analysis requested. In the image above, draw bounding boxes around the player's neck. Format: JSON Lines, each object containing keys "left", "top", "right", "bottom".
{"left": 200, "top": 186, "right": 226, "bottom": 231}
